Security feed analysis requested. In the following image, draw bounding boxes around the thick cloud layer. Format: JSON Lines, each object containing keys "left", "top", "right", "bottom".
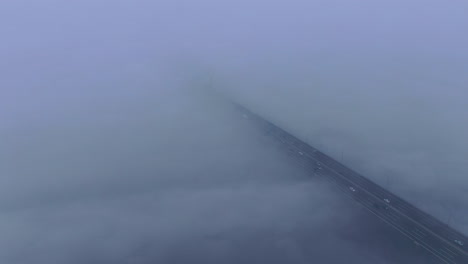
{"left": 1, "top": 0, "right": 467, "bottom": 263}
{"left": 219, "top": 53, "right": 468, "bottom": 232}
{"left": 0, "top": 82, "right": 403, "bottom": 263}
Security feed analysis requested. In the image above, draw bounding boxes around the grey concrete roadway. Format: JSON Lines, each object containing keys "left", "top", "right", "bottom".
{"left": 235, "top": 103, "right": 468, "bottom": 264}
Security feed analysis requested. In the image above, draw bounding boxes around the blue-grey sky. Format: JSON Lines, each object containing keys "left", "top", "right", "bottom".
{"left": 1, "top": 0, "right": 468, "bottom": 263}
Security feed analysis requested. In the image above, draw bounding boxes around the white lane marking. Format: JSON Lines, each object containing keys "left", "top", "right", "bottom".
{"left": 360, "top": 200, "right": 373, "bottom": 207}
{"left": 301, "top": 160, "right": 463, "bottom": 263}
{"left": 412, "top": 231, "right": 424, "bottom": 239}
{"left": 292, "top": 146, "right": 468, "bottom": 258}
{"left": 442, "top": 246, "right": 458, "bottom": 255}
{"left": 438, "top": 249, "right": 455, "bottom": 259}
{"left": 313, "top": 173, "right": 460, "bottom": 263}
{"left": 355, "top": 200, "right": 455, "bottom": 264}
{"left": 317, "top": 177, "right": 456, "bottom": 263}
{"left": 414, "top": 228, "right": 427, "bottom": 236}
{"left": 386, "top": 213, "right": 400, "bottom": 222}
{"left": 268, "top": 135, "right": 466, "bottom": 261}
{"left": 313, "top": 164, "right": 462, "bottom": 263}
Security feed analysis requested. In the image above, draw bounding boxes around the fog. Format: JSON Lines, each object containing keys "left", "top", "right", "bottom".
{"left": 1, "top": 0, "right": 467, "bottom": 263}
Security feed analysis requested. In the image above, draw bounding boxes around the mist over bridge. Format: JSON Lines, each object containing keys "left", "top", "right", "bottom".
{"left": 233, "top": 102, "right": 468, "bottom": 264}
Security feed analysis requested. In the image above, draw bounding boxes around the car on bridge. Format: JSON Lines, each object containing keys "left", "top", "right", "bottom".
{"left": 454, "top": 239, "right": 464, "bottom": 246}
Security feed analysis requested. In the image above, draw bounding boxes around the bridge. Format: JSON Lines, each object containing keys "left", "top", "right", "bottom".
{"left": 234, "top": 103, "right": 468, "bottom": 264}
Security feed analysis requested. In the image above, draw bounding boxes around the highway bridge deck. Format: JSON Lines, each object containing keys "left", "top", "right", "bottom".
{"left": 234, "top": 103, "right": 468, "bottom": 264}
